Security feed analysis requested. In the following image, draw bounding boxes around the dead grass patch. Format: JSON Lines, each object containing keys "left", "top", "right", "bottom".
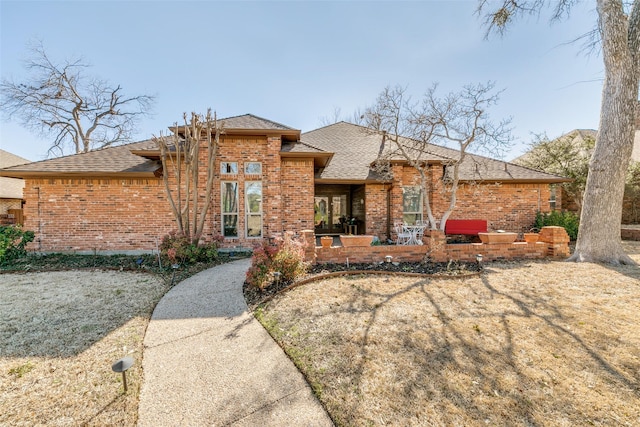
{"left": 258, "top": 243, "right": 640, "bottom": 426}
{"left": 0, "top": 270, "right": 170, "bottom": 426}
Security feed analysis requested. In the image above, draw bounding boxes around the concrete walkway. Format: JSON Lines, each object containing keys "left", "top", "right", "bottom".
{"left": 138, "top": 258, "right": 333, "bottom": 426}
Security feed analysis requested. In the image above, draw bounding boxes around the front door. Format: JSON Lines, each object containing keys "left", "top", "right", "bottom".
{"left": 314, "top": 194, "right": 348, "bottom": 234}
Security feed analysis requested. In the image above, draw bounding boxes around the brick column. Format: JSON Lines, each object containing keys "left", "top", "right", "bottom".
{"left": 424, "top": 229, "right": 447, "bottom": 262}
{"left": 539, "top": 226, "right": 570, "bottom": 257}
{"left": 300, "top": 229, "right": 316, "bottom": 264}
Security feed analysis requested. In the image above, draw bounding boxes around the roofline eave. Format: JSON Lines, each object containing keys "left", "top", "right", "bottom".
{"left": 0, "top": 171, "right": 160, "bottom": 179}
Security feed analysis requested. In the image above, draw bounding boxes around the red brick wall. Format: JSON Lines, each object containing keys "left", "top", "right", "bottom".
{"left": 281, "top": 158, "right": 315, "bottom": 233}
{"left": 22, "top": 134, "right": 316, "bottom": 252}
{"left": 393, "top": 165, "right": 553, "bottom": 234}
{"left": 365, "top": 183, "right": 388, "bottom": 240}
{"left": 23, "top": 178, "right": 174, "bottom": 252}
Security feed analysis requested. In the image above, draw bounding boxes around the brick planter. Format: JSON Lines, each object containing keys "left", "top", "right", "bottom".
{"left": 339, "top": 235, "right": 374, "bottom": 247}
{"left": 478, "top": 232, "right": 517, "bottom": 244}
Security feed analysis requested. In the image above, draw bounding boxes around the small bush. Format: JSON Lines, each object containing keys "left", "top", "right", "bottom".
{"left": 246, "top": 232, "right": 308, "bottom": 291}
{"left": 534, "top": 210, "right": 579, "bottom": 240}
{"left": 159, "top": 231, "right": 222, "bottom": 265}
{"left": 0, "top": 225, "right": 35, "bottom": 264}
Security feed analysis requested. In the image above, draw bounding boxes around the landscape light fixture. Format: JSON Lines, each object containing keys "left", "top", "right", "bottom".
{"left": 476, "top": 254, "right": 483, "bottom": 268}
{"left": 111, "top": 356, "right": 134, "bottom": 392}
{"left": 385, "top": 255, "right": 392, "bottom": 263}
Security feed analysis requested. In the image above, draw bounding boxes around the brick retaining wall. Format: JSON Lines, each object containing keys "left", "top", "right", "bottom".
{"left": 304, "top": 226, "right": 569, "bottom": 264}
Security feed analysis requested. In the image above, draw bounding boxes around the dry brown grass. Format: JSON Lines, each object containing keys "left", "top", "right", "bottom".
{"left": 0, "top": 271, "right": 170, "bottom": 426}
{"left": 258, "top": 242, "right": 640, "bottom": 426}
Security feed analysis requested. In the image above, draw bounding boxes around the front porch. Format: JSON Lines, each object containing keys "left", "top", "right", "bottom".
{"left": 314, "top": 184, "right": 367, "bottom": 235}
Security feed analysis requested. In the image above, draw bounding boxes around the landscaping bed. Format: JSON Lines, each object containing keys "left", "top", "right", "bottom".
{"left": 244, "top": 260, "right": 481, "bottom": 308}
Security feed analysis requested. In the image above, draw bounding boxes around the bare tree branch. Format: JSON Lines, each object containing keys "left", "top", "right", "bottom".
{"left": 0, "top": 41, "right": 155, "bottom": 155}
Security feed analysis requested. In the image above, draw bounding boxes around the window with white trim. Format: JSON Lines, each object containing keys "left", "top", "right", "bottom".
{"left": 222, "top": 181, "right": 239, "bottom": 237}
{"left": 402, "top": 186, "right": 423, "bottom": 225}
{"left": 245, "top": 181, "right": 262, "bottom": 238}
{"left": 221, "top": 162, "right": 238, "bottom": 174}
{"left": 245, "top": 162, "right": 262, "bottom": 175}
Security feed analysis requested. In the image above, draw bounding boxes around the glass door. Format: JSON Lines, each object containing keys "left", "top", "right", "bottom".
{"left": 315, "top": 194, "right": 349, "bottom": 234}
{"left": 331, "top": 195, "right": 347, "bottom": 233}
{"left": 314, "top": 196, "right": 329, "bottom": 233}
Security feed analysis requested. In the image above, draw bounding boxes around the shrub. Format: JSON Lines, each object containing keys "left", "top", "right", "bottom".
{"left": 534, "top": 210, "right": 579, "bottom": 240}
{"left": 246, "top": 232, "right": 309, "bottom": 291}
{"left": 159, "top": 231, "right": 222, "bottom": 265}
{"left": 0, "top": 225, "right": 35, "bottom": 264}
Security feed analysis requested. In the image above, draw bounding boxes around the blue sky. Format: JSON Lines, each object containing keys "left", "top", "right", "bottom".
{"left": 1, "top": 1, "right": 602, "bottom": 162}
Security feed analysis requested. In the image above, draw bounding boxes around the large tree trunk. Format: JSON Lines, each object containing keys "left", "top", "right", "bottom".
{"left": 569, "top": 0, "right": 639, "bottom": 264}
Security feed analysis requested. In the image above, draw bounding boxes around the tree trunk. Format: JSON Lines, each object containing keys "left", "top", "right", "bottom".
{"left": 569, "top": 0, "right": 639, "bottom": 264}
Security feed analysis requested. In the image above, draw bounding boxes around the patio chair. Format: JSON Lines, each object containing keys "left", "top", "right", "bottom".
{"left": 394, "top": 222, "right": 412, "bottom": 245}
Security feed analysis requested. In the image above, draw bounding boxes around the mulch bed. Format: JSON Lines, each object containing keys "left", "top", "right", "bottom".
{"left": 243, "top": 260, "right": 481, "bottom": 308}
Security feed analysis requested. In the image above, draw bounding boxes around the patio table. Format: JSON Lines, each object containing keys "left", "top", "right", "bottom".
{"left": 403, "top": 224, "right": 426, "bottom": 245}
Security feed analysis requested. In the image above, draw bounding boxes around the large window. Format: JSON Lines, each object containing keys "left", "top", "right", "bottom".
{"left": 245, "top": 181, "right": 262, "bottom": 238}
{"left": 402, "top": 186, "right": 423, "bottom": 225}
{"left": 222, "top": 182, "right": 238, "bottom": 237}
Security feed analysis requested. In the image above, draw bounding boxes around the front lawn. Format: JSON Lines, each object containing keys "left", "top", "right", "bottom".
{"left": 257, "top": 242, "right": 640, "bottom": 426}
{"left": 0, "top": 253, "right": 243, "bottom": 426}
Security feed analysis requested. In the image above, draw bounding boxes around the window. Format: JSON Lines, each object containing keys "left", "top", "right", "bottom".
{"left": 222, "top": 182, "right": 238, "bottom": 237}
{"left": 221, "top": 162, "right": 238, "bottom": 174}
{"left": 245, "top": 162, "right": 262, "bottom": 175}
{"left": 402, "top": 186, "right": 423, "bottom": 225}
{"left": 549, "top": 185, "right": 557, "bottom": 210}
{"left": 245, "top": 181, "right": 262, "bottom": 238}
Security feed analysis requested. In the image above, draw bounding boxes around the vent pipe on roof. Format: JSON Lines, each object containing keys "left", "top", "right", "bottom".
{"left": 504, "top": 163, "right": 508, "bottom": 172}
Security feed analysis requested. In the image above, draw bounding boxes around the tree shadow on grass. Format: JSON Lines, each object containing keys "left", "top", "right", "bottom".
{"left": 268, "top": 268, "right": 640, "bottom": 425}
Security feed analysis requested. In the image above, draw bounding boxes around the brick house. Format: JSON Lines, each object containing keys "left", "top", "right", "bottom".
{"left": 0, "top": 115, "right": 568, "bottom": 253}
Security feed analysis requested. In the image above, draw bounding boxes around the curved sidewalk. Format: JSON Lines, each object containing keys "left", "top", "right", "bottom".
{"left": 138, "top": 258, "right": 333, "bottom": 426}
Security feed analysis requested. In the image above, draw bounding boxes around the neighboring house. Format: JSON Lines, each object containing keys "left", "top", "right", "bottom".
{"left": 0, "top": 115, "right": 568, "bottom": 252}
{"left": 0, "top": 149, "right": 30, "bottom": 225}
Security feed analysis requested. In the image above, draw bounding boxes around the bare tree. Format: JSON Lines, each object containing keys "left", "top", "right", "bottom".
{"left": 478, "top": 0, "right": 639, "bottom": 265}
{"left": 0, "top": 42, "right": 154, "bottom": 156}
{"left": 362, "top": 82, "right": 512, "bottom": 231}
{"left": 154, "top": 109, "right": 222, "bottom": 245}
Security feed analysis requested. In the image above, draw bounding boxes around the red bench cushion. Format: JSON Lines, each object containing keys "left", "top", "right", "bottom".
{"left": 444, "top": 219, "right": 488, "bottom": 235}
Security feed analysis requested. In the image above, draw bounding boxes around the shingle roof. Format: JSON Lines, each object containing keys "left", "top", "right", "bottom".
{"left": 0, "top": 114, "right": 300, "bottom": 178}
{"left": 219, "top": 114, "right": 296, "bottom": 131}
{"left": 303, "top": 122, "right": 569, "bottom": 183}
{"left": 301, "top": 122, "right": 389, "bottom": 181}
{"left": 0, "top": 139, "right": 160, "bottom": 178}
{"left": 0, "top": 119, "right": 570, "bottom": 183}
{"left": 0, "top": 149, "right": 31, "bottom": 168}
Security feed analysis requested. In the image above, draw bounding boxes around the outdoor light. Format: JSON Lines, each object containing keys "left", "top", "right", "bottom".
{"left": 385, "top": 255, "right": 393, "bottom": 263}
{"left": 476, "top": 254, "right": 483, "bottom": 268}
{"left": 273, "top": 271, "right": 282, "bottom": 285}
{"left": 111, "top": 356, "right": 134, "bottom": 392}
{"left": 171, "top": 263, "right": 180, "bottom": 285}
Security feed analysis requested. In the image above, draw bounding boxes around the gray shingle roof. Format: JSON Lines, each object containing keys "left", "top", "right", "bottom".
{"left": 0, "top": 139, "right": 160, "bottom": 177}
{"left": 301, "top": 122, "right": 389, "bottom": 181}
{"left": 303, "top": 122, "right": 570, "bottom": 183}
{"left": 0, "top": 119, "right": 569, "bottom": 183}
{"left": 219, "top": 114, "right": 296, "bottom": 131}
